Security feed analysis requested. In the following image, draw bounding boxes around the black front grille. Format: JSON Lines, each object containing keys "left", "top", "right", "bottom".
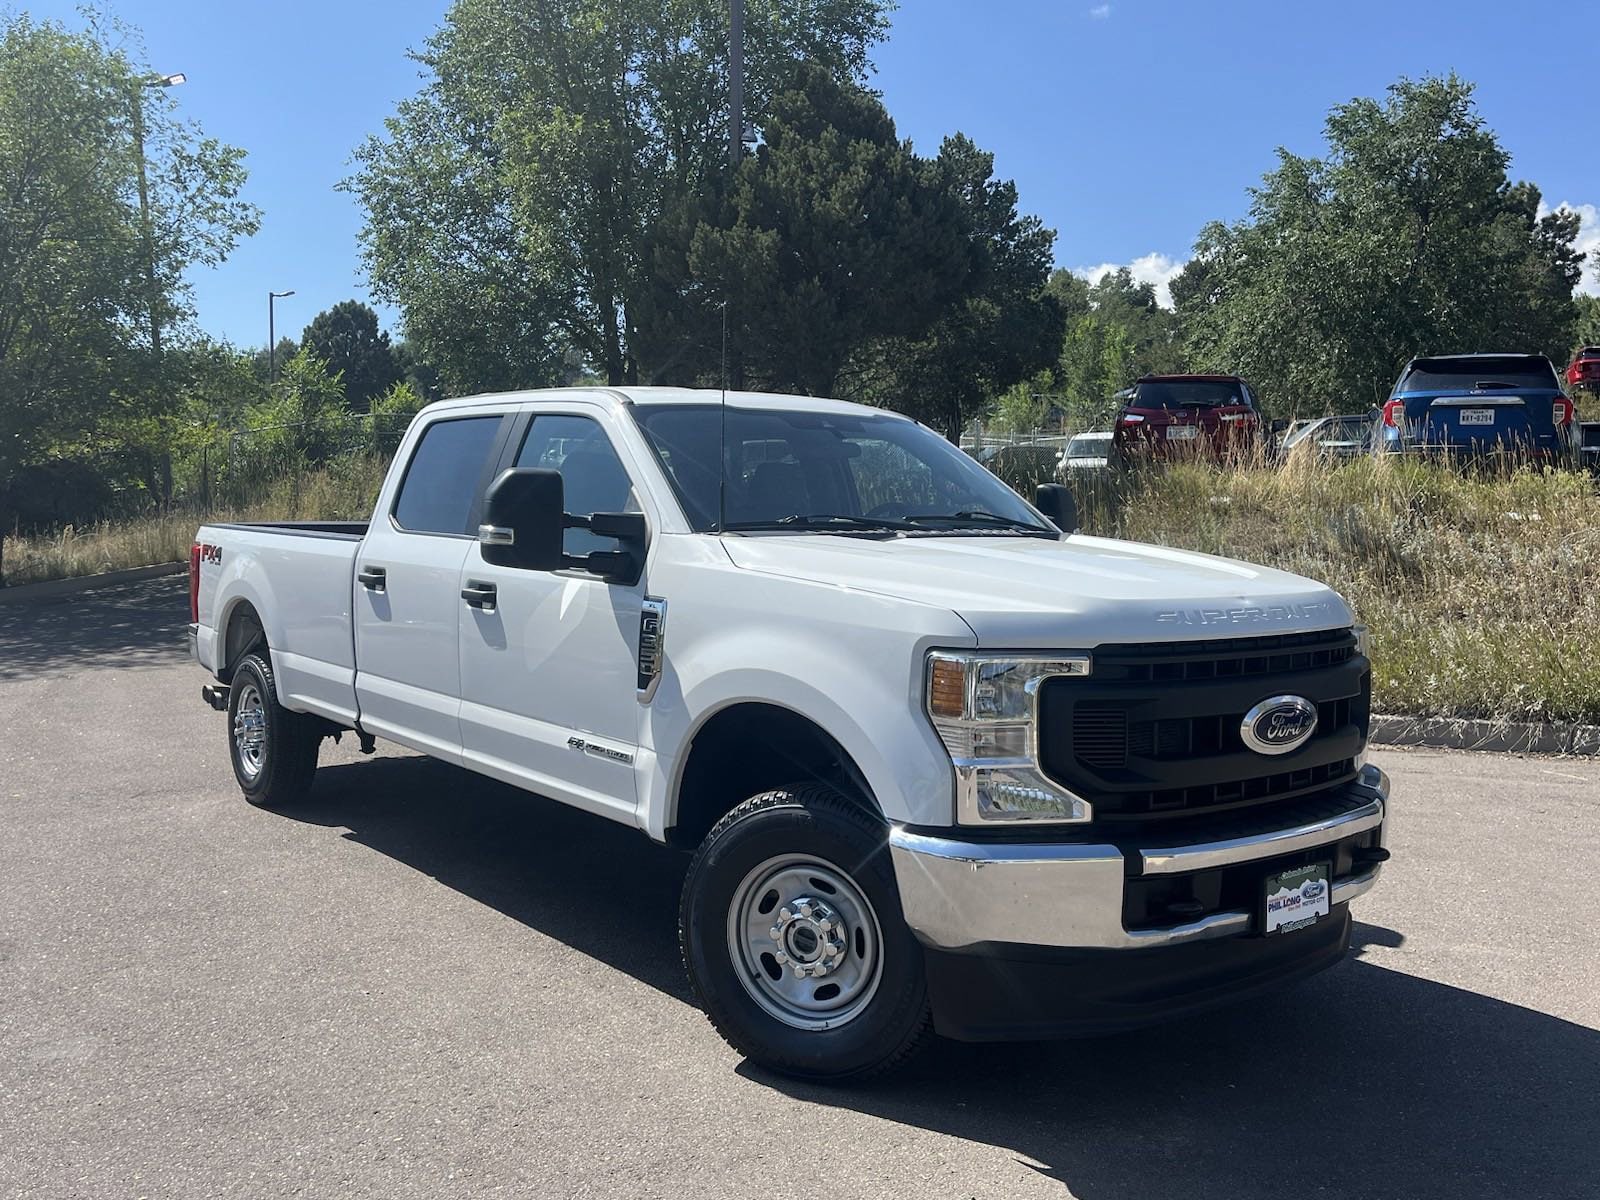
{"left": 1039, "top": 628, "right": 1369, "bottom": 823}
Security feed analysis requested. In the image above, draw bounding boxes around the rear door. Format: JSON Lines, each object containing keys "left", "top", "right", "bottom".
{"left": 354, "top": 411, "right": 512, "bottom": 764}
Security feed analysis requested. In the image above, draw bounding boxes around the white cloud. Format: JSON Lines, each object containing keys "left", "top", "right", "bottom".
{"left": 1073, "top": 252, "right": 1188, "bottom": 309}
{"left": 1087, "top": 4, "right": 1112, "bottom": 18}
{"left": 1544, "top": 201, "right": 1600, "bottom": 296}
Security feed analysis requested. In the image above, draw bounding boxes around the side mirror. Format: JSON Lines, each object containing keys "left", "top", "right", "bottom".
{"left": 1034, "top": 483, "right": 1078, "bottom": 534}
{"left": 480, "top": 468, "right": 565, "bottom": 571}
{"left": 1270, "top": 418, "right": 1290, "bottom": 434}
{"left": 478, "top": 467, "right": 647, "bottom": 584}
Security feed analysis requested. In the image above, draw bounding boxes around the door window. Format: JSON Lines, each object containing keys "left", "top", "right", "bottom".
{"left": 392, "top": 415, "right": 503, "bottom": 535}
{"left": 514, "top": 415, "right": 638, "bottom": 556}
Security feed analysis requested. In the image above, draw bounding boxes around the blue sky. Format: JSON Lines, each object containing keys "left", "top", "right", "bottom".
{"left": 24, "top": 0, "right": 1599, "bottom": 348}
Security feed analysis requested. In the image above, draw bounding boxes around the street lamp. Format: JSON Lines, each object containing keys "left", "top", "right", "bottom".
{"left": 268, "top": 291, "right": 296, "bottom": 382}
{"left": 131, "top": 72, "right": 185, "bottom": 360}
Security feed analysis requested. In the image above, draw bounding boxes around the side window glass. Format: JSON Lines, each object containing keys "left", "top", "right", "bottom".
{"left": 514, "top": 414, "right": 638, "bottom": 556}
{"left": 392, "top": 416, "right": 502, "bottom": 535}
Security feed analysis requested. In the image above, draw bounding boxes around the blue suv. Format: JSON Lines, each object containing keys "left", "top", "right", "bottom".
{"left": 1378, "top": 353, "right": 1577, "bottom": 464}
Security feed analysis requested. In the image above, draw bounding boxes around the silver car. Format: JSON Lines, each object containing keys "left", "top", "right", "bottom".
{"left": 1055, "top": 431, "right": 1113, "bottom": 478}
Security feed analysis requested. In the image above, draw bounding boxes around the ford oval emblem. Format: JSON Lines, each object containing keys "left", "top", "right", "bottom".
{"left": 1240, "top": 695, "right": 1318, "bottom": 756}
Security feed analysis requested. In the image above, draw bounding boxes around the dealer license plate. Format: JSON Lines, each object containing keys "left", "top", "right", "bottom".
{"left": 1165, "top": 425, "right": 1199, "bottom": 440}
{"left": 1263, "top": 862, "right": 1331, "bottom": 935}
{"left": 1458, "top": 408, "right": 1495, "bottom": 426}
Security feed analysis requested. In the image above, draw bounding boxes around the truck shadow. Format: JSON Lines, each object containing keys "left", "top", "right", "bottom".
{"left": 756, "top": 933, "right": 1600, "bottom": 1199}
{"left": 283, "top": 754, "right": 1597, "bottom": 1200}
{"left": 279, "top": 752, "right": 693, "bottom": 1002}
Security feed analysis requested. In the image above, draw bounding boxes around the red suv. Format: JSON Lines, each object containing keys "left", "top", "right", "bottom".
{"left": 1111, "top": 374, "right": 1263, "bottom": 464}
{"left": 1567, "top": 346, "right": 1600, "bottom": 392}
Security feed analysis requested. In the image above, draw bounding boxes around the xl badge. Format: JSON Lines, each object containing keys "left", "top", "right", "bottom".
{"left": 1240, "top": 695, "right": 1318, "bottom": 756}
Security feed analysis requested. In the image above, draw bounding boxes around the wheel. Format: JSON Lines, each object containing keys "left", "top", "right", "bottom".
{"left": 679, "top": 784, "right": 933, "bottom": 1081}
{"left": 226, "top": 651, "right": 320, "bottom": 808}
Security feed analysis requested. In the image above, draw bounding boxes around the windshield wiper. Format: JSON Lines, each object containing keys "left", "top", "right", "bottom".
{"left": 901, "top": 510, "right": 1053, "bottom": 533}
{"left": 1472, "top": 381, "right": 1520, "bottom": 389}
{"left": 721, "top": 513, "right": 914, "bottom": 532}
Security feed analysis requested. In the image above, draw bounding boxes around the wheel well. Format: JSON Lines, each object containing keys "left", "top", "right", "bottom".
{"left": 219, "top": 600, "right": 266, "bottom": 680}
{"left": 668, "top": 703, "right": 877, "bottom": 849}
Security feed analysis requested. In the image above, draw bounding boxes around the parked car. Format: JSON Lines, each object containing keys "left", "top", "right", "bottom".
{"left": 190, "top": 387, "right": 1388, "bottom": 1081}
{"left": 1111, "top": 374, "right": 1264, "bottom": 466}
{"left": 1377, "top": 353, "right": 1576, "bottom": 465}
{"left": 1055, "top": 430, "right": 1113, "bottom": 477}
{"left": 1566, "top": 346, "right": 1600, "bottom": 392}
{"left": 973, "top": 442, "right": 1058, "bottom": 493}
{"left": 1279, "top": 413, "right": 1374, "bottom": 461}
{"left": 1581, "top": 421, "right": 1600, "bottom": 474}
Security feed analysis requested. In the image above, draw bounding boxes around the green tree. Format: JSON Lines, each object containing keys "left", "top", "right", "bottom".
{"left": 1175, "top": 74, "right": 1583, "bottom": 415}
{"left": 346, "top": 0, "right": 890, "bottom": 391}
{"left": 857, "top": 134, "right": 1064, "bottom": 440}
{"left": 635, "top": 64, "right": 973, "bottom": 397}
{"left": 0, "top": 12, "right": 258, "bottom": 582}
{"left": 300, "top": 300, "right": 402, "bottom": 412}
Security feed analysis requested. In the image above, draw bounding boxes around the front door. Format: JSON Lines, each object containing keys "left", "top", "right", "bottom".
{"left": 457, "top": 409, "right": 649, "bottom": 823}
{"left": 354, "top": 412, "right": 508, "bottom": 764}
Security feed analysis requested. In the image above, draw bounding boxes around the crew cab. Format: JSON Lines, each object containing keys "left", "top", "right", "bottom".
{"left": 1111, "top": 374, "right": 1263, "bottom": 466}
{"left": 189, "top": 387, "right": 1389, "bottom": 1081}
{"left": 1378, "top": 353, "right": 1576, "bottom": 463}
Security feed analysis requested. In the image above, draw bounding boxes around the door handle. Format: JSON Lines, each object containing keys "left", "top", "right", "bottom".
{"left": 461, "top": 580, "right": 498, "bottom": 610}
{"left": 358, "top": 566, "right": 387, "bottom": 592}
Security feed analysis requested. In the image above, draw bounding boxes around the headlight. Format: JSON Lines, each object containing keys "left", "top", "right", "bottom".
{"left": 1353, "top": 623, "right": 1371, "bottom": 662}
{"left": 925, "top": 651, "right": 1093, "bottom": 824}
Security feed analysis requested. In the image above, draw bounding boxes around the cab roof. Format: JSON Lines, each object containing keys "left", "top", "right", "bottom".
{"left": 425, "top": 385, "right": 909, "bottom": 420}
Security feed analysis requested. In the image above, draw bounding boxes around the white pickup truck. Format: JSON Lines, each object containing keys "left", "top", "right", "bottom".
{"left": 189, "top": 387, "right": 1389, "bottom": 1080}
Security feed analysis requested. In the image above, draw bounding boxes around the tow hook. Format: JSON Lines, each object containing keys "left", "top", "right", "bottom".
{"left": 201, "top": 683, "right": 229, "bottom": 712}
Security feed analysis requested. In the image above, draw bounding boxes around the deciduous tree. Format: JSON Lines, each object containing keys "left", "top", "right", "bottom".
{"left": 0, "top": 12, "right": 257, "bottom": 583}
{"left": 1175, "top": 75, "right": 1583, "bottom": 415}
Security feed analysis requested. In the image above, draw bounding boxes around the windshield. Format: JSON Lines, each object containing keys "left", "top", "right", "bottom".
{"left": 1397, "top": 357, "right": 1559, "bottom": 392}
{"left": 629, "top": 404, "right": 1050, "bottom": 534}
{"left": 1286, "top": 417, "right": 1369, "bottom": 448}
{"left": 1132, "top": 380, "right": 1244, "bottom": 408}
{"left": 1066, "top": 434, "right": 1110, "bottom": 456}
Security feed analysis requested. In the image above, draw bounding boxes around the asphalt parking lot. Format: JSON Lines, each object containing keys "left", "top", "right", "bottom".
{"left": 2, "top": 576, "right": 1597, "bottom": 1199}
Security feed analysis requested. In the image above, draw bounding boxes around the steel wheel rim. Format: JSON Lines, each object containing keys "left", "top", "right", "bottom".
{"left": 726, "top": 853, "right": 884, "bottom": 1031}
{"left": 232, "top": 681, "right": 267, "bottom": 781}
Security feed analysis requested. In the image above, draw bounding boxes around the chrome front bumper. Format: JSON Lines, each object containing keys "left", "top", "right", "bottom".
{"left": 890, "top": 764, "right": 1388, "bottom": 952}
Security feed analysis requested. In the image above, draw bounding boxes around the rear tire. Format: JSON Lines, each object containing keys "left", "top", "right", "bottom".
{"left": 679, "top": 784, "right": 933, "bottom": 1082}
{"left": 227, "top": 652, "right": 320, "bottom": 808}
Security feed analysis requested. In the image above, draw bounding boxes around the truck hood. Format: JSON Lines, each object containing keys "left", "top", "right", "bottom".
{"left": 721, "top": 533, "right": 1353, "bottom": 648}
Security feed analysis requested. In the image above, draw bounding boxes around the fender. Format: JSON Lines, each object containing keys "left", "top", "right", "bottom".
{"left": 636, "top": 618, "right": 969, "bottom": 841}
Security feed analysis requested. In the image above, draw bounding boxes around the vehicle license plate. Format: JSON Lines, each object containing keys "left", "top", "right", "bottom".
{"left": 1263, "top": 862, "right": 1331, "bottom": 935}
{"left": 1166, "top": 425, "right": 1199, "bottom": 440}
{"left": 1458, "top": 409, "right": 1495, "bottom": 426}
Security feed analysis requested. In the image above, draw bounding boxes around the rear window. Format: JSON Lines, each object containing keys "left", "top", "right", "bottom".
{"left": 1397, "top": 357, "right": 1559, "bottom": 392}
{"left": 392, "top": 415, "right": 502, "bottom": 535}
{"left": 1132, "top": 380, "right": 1244, "bottom": 408}
{"left": 1066, "top": 434, "right": 1111, "bottom": 456}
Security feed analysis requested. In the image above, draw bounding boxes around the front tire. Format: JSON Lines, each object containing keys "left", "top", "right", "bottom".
{"left": 227, "top": 652, "right": 320, "bottom": 808}
{"left": 679, "top": 784, "right": 933, "bottom": 1081}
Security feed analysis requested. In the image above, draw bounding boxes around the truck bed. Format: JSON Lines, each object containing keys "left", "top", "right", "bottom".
{"left": 205, "top": 520, "right": 369, "bottom": 539}
{"left": 195, "top": 520, "right": 364, "bottom": 726}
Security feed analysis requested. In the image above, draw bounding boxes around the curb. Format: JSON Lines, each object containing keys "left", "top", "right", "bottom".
{"left": 0, "top": 560, "right": 186, "bottom": 606}
{"left": 1370, "top": 714, "right": 1600, "bottom": 757}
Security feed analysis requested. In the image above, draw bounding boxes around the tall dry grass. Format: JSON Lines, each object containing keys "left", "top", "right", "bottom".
{"left": 1, "top": 455, "right": 390, "bottom": 588}
{"left": 1073, "top": 451, "right": 1600, "bottom": 722}
{"left": 5, "top": 448, "right": 1597, "bottom": 722}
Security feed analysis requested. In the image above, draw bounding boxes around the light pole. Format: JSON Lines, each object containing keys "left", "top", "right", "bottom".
{"left": 131, "top": 72, "right": 185, "bottom": 360}
{"left": 268, "top": 290, "right": 295, "bottom": 381}
{"left": 729, "top": 0, "right": 744, "bottom": 169}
